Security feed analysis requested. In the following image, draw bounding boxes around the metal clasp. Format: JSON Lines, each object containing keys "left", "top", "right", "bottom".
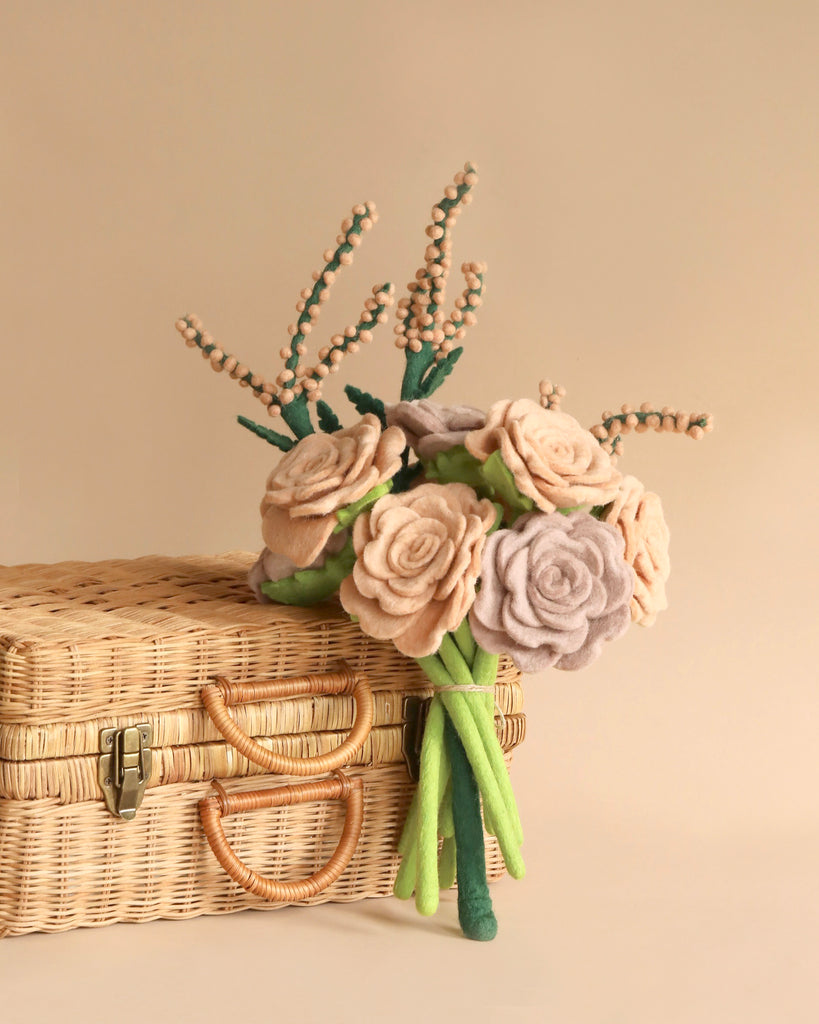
{"left": 99, "top": 724, "right": 152, "bottom": 820}
{"left": 401, "top": 696, "right": 431, "bottom": 783}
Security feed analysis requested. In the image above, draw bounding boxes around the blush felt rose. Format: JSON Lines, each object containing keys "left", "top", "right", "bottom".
{"left": 603, "top": 475, "right": 671, "bottom": 626}
{"left": 464, "top": 399, "right": 622, "bottom": 513}
{"left": 469, "top": 510, "right": 635, "bottom": 672}
{"left": 339, "top": 482, "right": 497, "bottom": 658}
{"left": 385, "top": 400, "right": 486, "bottom": 460}
{"left": 260, "top": 414, "right": 404, "bottom": 567}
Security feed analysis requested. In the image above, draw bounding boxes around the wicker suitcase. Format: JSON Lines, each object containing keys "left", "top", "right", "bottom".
{"left": 0, "top": 551, "right": 525, "bottom": 937}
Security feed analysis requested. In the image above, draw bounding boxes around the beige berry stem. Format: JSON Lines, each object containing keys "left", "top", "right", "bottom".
{"left": 398, "top": 162, "right": 485, "bottom": 401}
{"left": 589, "top": 405, "right": 714, "bottom": 457}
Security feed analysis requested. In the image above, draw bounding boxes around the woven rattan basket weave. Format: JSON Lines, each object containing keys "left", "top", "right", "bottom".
{"left": 0, "top": 552, "right": 524, "bottom": 937}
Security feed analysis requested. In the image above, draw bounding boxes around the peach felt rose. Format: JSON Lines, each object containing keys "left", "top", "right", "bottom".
{"left": 339, "top": 482, "right": 497, "bottom": 658}
{"left": 260, "top": 414, "right": 404, "bottom": 567}
{"left": 465, "top": 398, "right": 622, "bottom": 512}
{"left": 603, "top": 475, "right": 671, "bottom": 626}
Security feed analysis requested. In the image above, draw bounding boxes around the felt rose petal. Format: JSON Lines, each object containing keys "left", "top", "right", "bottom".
{"left": 603, "top": 475, "right": 671, "bottom": 626}
{"left": 386, "top": 400, "right": 486, "bottom": 460}
{"left": 464, "top": 399, "right": 621, "bottom": 512}
{"left": 259, "top": 414, "right": 404, "bottom": 567}
{"left": 469, "top": 511, "right": 635, "bottom": 672}
{"left": 340, "top": 482, "right": 496, "bottom": 658}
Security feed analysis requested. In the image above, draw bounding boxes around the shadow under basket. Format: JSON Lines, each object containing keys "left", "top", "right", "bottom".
{"left": 0, "top": 552, "right": 525, "bottom": 937}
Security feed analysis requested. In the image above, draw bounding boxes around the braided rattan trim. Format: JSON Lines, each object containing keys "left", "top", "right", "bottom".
{"left": 0, "top": 679, "right": 523, "bottom": 760}
{"left": 0, "top": 714, "right": 526, "bottom": 802}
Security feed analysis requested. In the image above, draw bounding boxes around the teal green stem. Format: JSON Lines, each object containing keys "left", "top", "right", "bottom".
{"left": 438, "top": 690, "right": 523, "bottom": 877}
{"left": 445, "top": 714, "right": 498, "bottom": 941}
{"left": 400, "top": 342, "right": 436, "bottom": 401}
{"left": 279, "top": 399, "right": 314, "bottom": 439}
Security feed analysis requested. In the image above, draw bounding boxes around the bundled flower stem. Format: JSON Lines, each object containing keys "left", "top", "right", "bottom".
{"left": 393, "top": 620, "right": 525, "bottom": 938}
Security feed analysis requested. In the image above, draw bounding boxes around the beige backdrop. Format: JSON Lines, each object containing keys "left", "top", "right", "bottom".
{"left": 1, "top": 2, "right": 817, "bottom": 1022}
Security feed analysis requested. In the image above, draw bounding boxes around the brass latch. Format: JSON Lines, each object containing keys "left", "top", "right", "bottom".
{"left": 99, "top": 725, "right": 152, "bottom": 820}
{"left": 401, "top": 696, "right": 431, "bottom": 783}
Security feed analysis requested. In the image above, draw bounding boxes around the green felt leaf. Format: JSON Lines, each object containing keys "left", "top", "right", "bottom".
{"left": 419, "top": 347, "right": 464, "bottom": 398}
{"left": 480, "top": 451, "right": 535, "bottom": 519}
{"left": 423, "top": 445, "right": 486, "bottom": 491}
{"left": 237, "top": 415, "right": 295, "bottom": 452}
{"left": 260, "top": 539, "right": 356, "bottom": 607}
{"left": 316, "top": 400, "right": 343, "bottom": 433}
{"left": 424, "top": 448, "right": 528, "bottom": 526}
{"left": 344, "top": 384, "right": 387, "bottom": 429}
{"left": 334, "top": 480, "right": 393, "bottom": 532}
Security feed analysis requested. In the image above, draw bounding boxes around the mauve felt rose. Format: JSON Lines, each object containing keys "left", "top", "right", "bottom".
{"left": 469, "top": 510, "right": 635, "bottom": 672}
{"left": 339, "top": 482, "right": 497, "bottom": 658}
{"left": 248, "top": 530, "right": 349, "bottom": 603}
{"left": 464, "top": 399, "right": 622, "bottom": 513}
{"left": 385, "top": 400, "right": 487, "bottom": 460}
{"left": 603, "top": 475, "right": 670, "bottom": 626}
{"left": 260, "top": 414, "right": 404, "bottom": 567}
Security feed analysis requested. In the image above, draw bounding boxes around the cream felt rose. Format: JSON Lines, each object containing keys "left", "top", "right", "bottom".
{"left": 464, "top": 399, "right": 621, "bottom": 513}
{"left": 385, "top": 400, "right": 486, "bottom": 460}
{"left": 469, "top": 511, "right": 634, "bottom": 672}
{"left": 603, "top": 475, "right": 670, "bottom": 626}
{"left": 339, "top": 482, "right": 497, "bottom": 658}
{"left": 260, "top": 414, "right": 404, "bottom": 567}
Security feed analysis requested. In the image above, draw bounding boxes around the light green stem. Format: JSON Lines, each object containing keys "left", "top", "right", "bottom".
{"left": 438, "top": 835, "right": 457, "bottom": 891}
{"left": 415, "top": 699, "right": 446, "bottom": 915}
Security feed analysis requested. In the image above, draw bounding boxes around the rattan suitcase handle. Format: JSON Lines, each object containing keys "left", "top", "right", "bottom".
{"left": 199, "top": 773, "right": 364, "bottom": 900}
{"left": 201, "top": 664, "right": 374, "bottom": 776}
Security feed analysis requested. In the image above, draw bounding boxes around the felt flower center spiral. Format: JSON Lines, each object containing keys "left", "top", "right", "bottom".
{"left": 340, "top": 482, "right": 497, "bottom": 659}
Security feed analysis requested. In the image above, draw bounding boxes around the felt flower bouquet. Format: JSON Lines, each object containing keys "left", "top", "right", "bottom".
{"left": 176, "top": 163, "right": 712, "bottom": 940}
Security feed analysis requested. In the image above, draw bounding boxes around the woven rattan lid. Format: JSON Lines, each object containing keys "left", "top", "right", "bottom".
{"left": 0, "top": 552, "right": 521, "bottom": 728}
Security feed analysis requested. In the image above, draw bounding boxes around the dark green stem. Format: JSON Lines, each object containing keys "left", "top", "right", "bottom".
{"left": 444, "top": 713, "right": 498, "bottom": 941}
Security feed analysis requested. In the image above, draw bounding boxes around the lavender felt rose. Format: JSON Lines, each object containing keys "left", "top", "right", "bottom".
{"left": 385, "top": 400, "right": 486, "bottom": 460}
{"left": 469, "top": 510, "right": 635, "bottom": 672}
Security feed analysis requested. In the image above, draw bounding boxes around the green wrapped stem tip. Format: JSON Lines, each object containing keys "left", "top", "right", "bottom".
{"left": 445, "top": 714, "right": 498, "bottom": 941}
{"left": 334, "top": 480, "right": 393, "bottom": 532}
